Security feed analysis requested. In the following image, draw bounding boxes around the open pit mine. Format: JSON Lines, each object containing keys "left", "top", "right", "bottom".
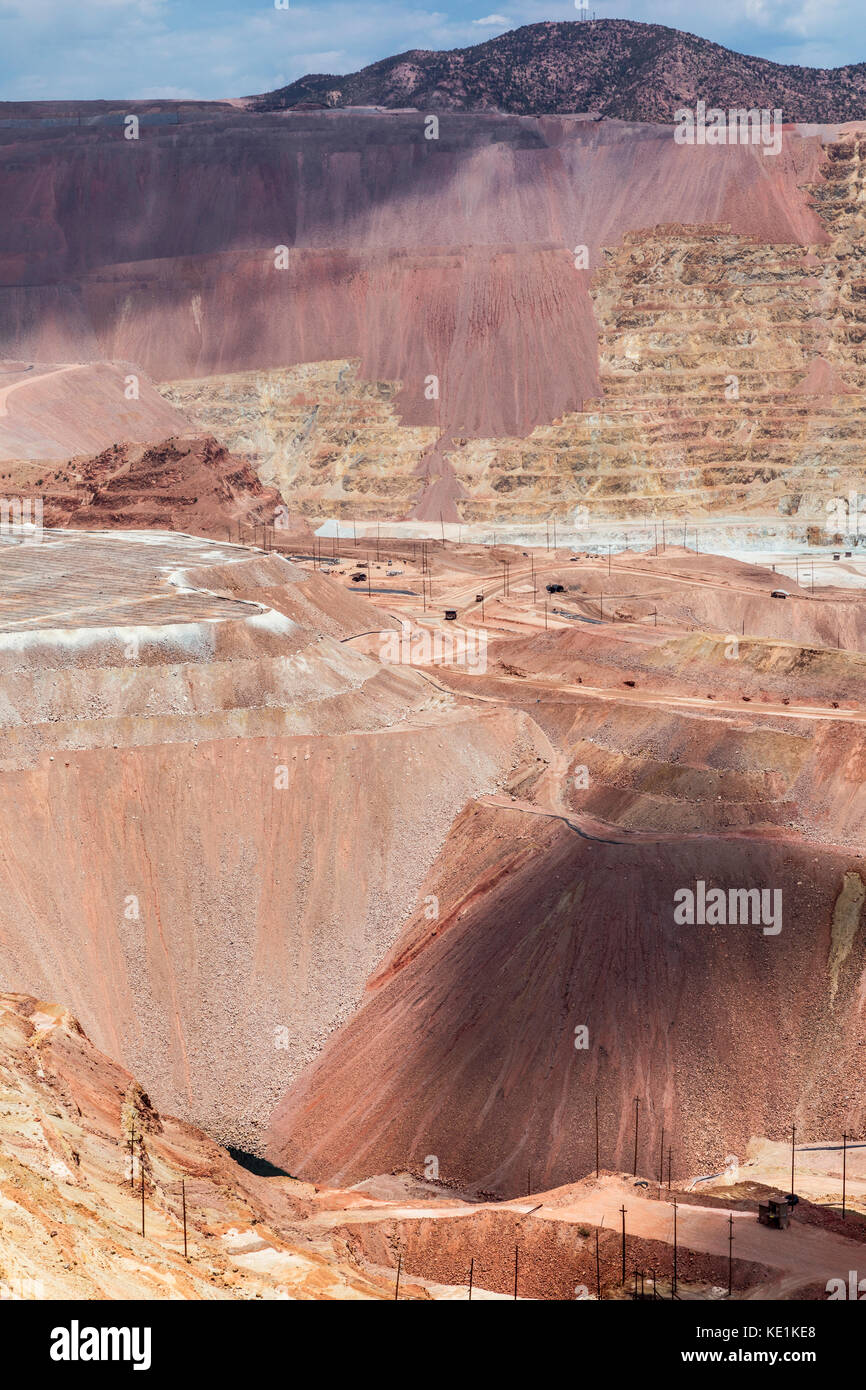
{"left": 0, "top": 19, "right": 864, "bottom": 1321}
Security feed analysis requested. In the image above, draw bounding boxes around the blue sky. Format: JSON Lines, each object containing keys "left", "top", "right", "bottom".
{"left": 0, "top": 0, "right": 863, "bottom": 101}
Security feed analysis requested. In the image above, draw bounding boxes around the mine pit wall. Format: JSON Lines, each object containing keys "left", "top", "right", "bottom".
{"left": 154, "top": 128, "right": 866, "bottom": 527}
{"left": 0, "top": 704, "right": 539, "bottom": 1153}
{"left": 336, "top": 1211, "right": 772, "bottom": 1300}
{"left": 267, "top": 802, "right": 866, "bottom": 1194}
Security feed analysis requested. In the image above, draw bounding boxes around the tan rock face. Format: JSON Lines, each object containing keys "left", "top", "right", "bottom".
{"left": 154, "top": 132, "right": 866, "bottom": 528}
{"left": 161, "top": 362, "right": 437, "bottom": 521}
{"left": 451, "top": 135, "right": 866, "bottom": 524}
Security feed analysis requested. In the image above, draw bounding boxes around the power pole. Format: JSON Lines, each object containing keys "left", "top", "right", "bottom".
{"left": 140, "top": 1139, "right": 146, "bottom": 1239}
{"left": 672, "top": 1200, "right": 678, "bottom": 1297}
{"left": 843, "top": 1132, "right": 848, "bottom": 1218}
{"left": 620, "top": 1206, "right": 627, "bottom": 1284}
{"left": 727, "top": 1213, "right": 733, "bottom": 1297}
{"left": 659, "top": 1124, "right": 664, "bottom": 1188}
{"left": 633, "top": 1097, "right": 640, "bottom": 1177}
{"left": 791, "top": 1123, "right": 796, "bottom": 1197}
{"left": 595, "top": 1228, "right": 601, "bottom": 1300}
{"left": 595, "top": 1094, "right": 599, "bottom": 1178}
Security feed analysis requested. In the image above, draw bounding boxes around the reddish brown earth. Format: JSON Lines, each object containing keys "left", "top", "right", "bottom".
{"left": 0, "top": 107, "right": 828, "bottom": 451}
{"left": 0, "top": 361, "right": 190, "bottom": 460}
{"left": 257, "top": 537, "right": 866, "bottom": 1204}
{"left": 0, "top": 434, "right": 301, "bottom": 539}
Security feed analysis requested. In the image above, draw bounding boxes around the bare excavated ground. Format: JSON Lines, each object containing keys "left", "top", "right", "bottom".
{"left": 0, "top": 527, "right": 542, "bottom": 1158}
{"left": 3, "top": 992, "right": 863, "bottom": 1303}
{"left": 266, "top": 531, "right": 866, "bottom": 1223}
{"left": 0, "top": 522, "right": 863, "bottom": 1300}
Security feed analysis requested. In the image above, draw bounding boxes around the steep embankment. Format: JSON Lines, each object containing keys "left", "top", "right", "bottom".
{"left": 0, "top": 532, "right": 540, "bottom": 1152}
{"left": 267, "top": 798, "right": 866, "bottom": 1195}
{"left": 0, "top": 991, "right": 418, "bottom": 1299}
{"left": 0, "top": 103, "right": 841, "bottom": 520}
{"left": 0, "top": 361, "right": 190, "bottom": 460}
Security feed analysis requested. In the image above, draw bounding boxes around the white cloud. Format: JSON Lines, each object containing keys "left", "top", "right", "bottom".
{"left": 472, "top": 13, "right": 511, "bottom": 23}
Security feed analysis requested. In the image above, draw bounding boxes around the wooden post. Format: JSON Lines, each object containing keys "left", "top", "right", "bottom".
{"left": 672, "top": 1200, "right": 677, "bottom": 1296}
{"left": 595, "top": 1094, "right": 599, "bottom": 1178}
{"left": 620, "top": 1206, "right": 627, "bottom": 1284}
{"left": 791, "top": 1123, "right": 796, "bottom": 1197}
{"left": 727, "top": 1213, "right": 733, "bottom": 1297}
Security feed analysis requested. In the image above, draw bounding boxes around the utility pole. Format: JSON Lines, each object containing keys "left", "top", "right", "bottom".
{"left": 620, "top": 1206, "right": 627, "bottom": 1284}
{"left": 727, "top": 1213, "right": 734, "bottom": 1297}
{"left": 595, "top": 1227, "right": 601, "bottom": 1300}
{"left": 633, "top": 1097, "right": 640, "bottom": 1177}
{"left": 140, "top": 1139, "right": 146, "bottom": 1239}
{"left": 595, "top": 1094, "right": 600, "bottom": 1178}
{"left": 843, "top": 1132, "right": 848, "bottom": 1218}
{"left": 791, "top": 1123, "right": 796, "bottom": 1198}
{"left": 672, "top": 1200, "right": 678, "bottom": 1297}
{"left": 659, "top": 1124, "right": 665, "bottom": 1188}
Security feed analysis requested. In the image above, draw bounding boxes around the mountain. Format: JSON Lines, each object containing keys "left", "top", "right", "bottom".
{"left": 252, "top": 20, "right": 866, "bottom": 121}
